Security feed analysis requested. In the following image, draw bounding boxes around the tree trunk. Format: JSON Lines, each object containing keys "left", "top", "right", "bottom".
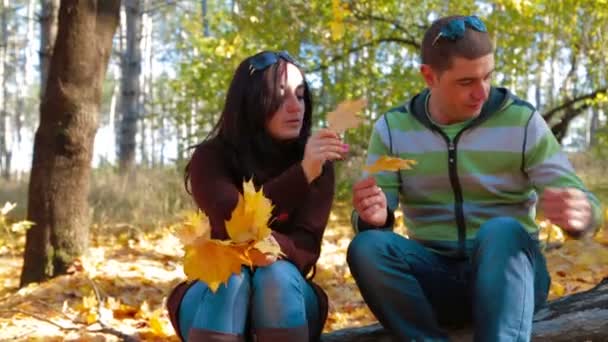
{"left": 140, "top": 6, "right": 152, "bottom": 166}
{"left": 201, "top": 0, "right": 209, "bottom": 36}
{"left": 321, "top": 278, "right": 608, "bottom": 342}
{"left": 39, "top": 0, "right": 60, "bottom": 99}
{"left": 118, "top": 0, "right": 143, "bottom": 174}
{"left": 20, "top": 0, "right": 120, "bottom": 286}
{"left": 0, "top": 0, "right": 10, "bottom": 179}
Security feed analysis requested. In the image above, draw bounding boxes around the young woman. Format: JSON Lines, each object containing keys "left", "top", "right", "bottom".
{"left": 166, "top": 51, "right": 347, "bottom": 342}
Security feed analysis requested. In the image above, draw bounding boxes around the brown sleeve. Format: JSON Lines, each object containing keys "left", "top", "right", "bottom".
{"left": 188, "top": 142, "right": 325, "bottom": 241}
{"left": 272, "top": 163, "right": 335, "bottom": 274}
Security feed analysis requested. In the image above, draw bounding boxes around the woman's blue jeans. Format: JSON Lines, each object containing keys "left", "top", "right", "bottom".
{"left": 347, "top": 217, "right": 551, "bottom": 342}
{"left": 177, "top": 260, "right": 319, "bottom": 339}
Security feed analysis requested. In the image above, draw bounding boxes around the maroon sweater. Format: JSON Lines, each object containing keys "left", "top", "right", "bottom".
{"left": 188, "top": 137, "right": 335, "bottom": 276}
{"left": 167, "top": 137, "right": 334, "bottom": 341}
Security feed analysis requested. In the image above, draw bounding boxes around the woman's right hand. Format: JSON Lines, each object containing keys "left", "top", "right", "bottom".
{"left": 301, "top": 129, "right": 348, "bottom": 183}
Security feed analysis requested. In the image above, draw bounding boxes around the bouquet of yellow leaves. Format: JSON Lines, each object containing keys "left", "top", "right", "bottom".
{"left": 175, "top": 180, "right": 283, "bottom": 292}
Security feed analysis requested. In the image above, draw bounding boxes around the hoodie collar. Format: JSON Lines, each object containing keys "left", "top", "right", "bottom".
{"left": 408, "top": 86, "right": 511, "bottom": 130}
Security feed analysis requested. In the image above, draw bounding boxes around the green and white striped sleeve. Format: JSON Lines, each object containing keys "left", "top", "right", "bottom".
{"left": 523, "top": 112, "right": 602, "bottom": 232}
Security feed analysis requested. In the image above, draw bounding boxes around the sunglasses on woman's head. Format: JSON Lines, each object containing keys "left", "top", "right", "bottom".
{"left": 249, "top": 51, "right": 299, "bottom": 75}
{"left": 432, "top": 16, "right": 487, "bottom": 46}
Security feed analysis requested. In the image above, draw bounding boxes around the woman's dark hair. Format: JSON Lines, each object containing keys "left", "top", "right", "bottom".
{"left": 184, "top": 51, "right": 313, "bottom": 193}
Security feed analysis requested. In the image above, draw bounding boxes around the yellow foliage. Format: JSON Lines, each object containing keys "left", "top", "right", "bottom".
{"left": 329, "top": 0, "right": 350, "bottom": 41}
{"left": 225, "top": 180, "right": 273, "bottom": 243}
{"left": 330, "top": 21, "right": 345, "bottom": 41}
{"left": 326, "top": 99, "right": 366, "bottom": 133}
{"left": 364, "top": 156, "right": 418, "bottom": 174}
{"left": 175, "top": 211, "right": 210, "bottom": 245}
{"left": 183, "top": 238, "right": 249, "bottom": 292}
{"left": 538, "top": 219, "right": 565, "bottom": 246}
{"left": 252, "top": 237, "right": 283, "bottom": 257}
{"left": 178, "top": 180, "right": 281, "bottom": 292}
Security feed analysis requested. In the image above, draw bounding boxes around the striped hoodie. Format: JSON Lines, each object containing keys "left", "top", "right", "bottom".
{"left": 353, "top": 87, "right": 602, "bottom": 257}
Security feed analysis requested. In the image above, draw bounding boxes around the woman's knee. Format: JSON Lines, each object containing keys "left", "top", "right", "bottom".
{"left": 251, "top": 261, "right": 309, "bottom": 328}
{"left": 252, "top": 260, "right": 302, "bottom": 294}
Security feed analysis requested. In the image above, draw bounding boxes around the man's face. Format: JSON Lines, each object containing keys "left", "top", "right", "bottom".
{"left": 422, "top": 54, "right": 494, "bottom": 122}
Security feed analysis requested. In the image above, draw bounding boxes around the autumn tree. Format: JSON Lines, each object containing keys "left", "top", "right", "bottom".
{"left": 20, "top": 0, "right": 121, "bottom": 286}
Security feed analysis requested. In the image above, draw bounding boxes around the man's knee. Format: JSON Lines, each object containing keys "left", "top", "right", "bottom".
{"left": 476, "top": 216, "right": 530, "bottom": 247}
{"left": 347, "top": 230, "right": 389, "bottom": 268}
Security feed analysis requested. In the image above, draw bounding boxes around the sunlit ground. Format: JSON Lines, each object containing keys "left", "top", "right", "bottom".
{"left": 0, "top": 204, "right": 607, "bottom": 341}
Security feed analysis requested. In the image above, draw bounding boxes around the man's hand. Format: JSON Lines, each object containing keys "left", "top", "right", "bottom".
{"left": 353, "top": 177, "right": 387, "bottom": 227}
{"left": 540, "top": 187, "right": 592, "bottom": 234}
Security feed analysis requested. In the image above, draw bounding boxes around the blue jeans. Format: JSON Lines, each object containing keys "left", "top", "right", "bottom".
{"left": 347, "top": 217, "right": 551, "bottom": 342}
{"left": 178, "top": 260, "right": 319, "bottom": 339}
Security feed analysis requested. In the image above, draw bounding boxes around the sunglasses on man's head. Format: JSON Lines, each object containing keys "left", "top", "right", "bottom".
{"left": 249, "top": 51, "right": 299, "bottom": 75}
{"left": 432, "top": 16, "right": 487, "bottom": 46}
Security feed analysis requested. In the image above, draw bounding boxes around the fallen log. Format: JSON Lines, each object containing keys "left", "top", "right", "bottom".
{"left": 322, "top": 277, "right": 608, "bottom": 342}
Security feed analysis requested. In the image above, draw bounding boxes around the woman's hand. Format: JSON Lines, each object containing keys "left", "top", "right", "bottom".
{"left": 301, "top": 129, "right": 348, "bottom": 183}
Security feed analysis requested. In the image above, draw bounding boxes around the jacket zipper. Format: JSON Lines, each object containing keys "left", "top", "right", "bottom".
{"left": 433, "top": 130, "right": 466, "bottom": 258}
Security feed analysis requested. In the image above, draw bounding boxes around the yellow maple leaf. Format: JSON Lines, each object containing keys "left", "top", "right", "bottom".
{"left": 148, "top": 308, "right": 169, "bottom": 336}
{"left": 253, "top": 237, "right": 284, "bottom": 257}
{"left": 183, "top": 238, "right": 249, "bottom": 292}
{"left": 225, "top": 179, "right": 273, "bottom": 243}
{"left": 326, "top": 99, "right": 366, "bottom": 133}
{"left": 364, "top": 156, "right": 417, "bottom": 174}
{"left": 175, "top": 211, "right": 210, "bottom": 245}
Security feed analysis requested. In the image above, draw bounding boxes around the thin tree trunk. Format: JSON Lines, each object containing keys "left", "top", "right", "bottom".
{"left": 118, "top": 0, "right": 143, "bottom": 174}
{"left": 201, "top": 0, "right": 209, "bottom": 36}
{"left": 139, "top": 3, "right": 151, "bottom": 167}
{"left": 144, "top": 9, "right": 154, "bottom": 166}
{"left": 39, "top": 0, "right": 59, "bottom": 99}
{"left": 0, "top": 0, "right": 10, "bottom": 179}
{"left": 20, "top": 0, "right": 120, "bottom": 286}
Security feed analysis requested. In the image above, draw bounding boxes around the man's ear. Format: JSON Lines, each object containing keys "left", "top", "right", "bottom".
{"left": 420, "top": 64, "right": 437, "bottom": 88}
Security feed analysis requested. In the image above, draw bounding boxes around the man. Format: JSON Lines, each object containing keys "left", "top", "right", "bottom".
{"left": 347, "top": 15, "right": 602, "bottom": 342}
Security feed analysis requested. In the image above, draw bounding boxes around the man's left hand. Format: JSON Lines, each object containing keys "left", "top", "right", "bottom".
{"left": 540, "top": 187, "right": 592, "bottom": 235}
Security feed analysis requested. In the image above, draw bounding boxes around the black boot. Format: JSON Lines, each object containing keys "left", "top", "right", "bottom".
{"left": 253, "top": 325, "right": 309, "bottom": 342}
{"left": 187, "top": 328, "right": 246, "bottom": 342}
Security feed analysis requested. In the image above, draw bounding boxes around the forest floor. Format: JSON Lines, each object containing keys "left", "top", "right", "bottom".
{"left": 0, "top": 203, "right": 607, "bottom": 341}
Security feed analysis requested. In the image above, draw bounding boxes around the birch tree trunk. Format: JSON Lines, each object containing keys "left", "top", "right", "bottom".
{"left": 118, "top": 0, "right": 143, "bottom": 174}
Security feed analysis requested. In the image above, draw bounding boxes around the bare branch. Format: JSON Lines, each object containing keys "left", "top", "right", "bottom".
{"left": 85, "top": 277, "right": 139, "bottom": 342}
{"left": 0, "top": 309, "right": 80, "bottom": 331}
{"left": 542, "top": 87, "right": 608, "bottom": 122}
{"left": 307, "top": 37, "right": 420, "bottom": 73}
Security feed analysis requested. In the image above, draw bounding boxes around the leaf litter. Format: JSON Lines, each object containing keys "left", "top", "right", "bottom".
{"left": 0, "top": 207, "right": 606, "bottom": 340}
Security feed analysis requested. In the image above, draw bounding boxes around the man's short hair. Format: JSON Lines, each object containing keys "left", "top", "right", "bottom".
{"left": 421, "top": 15, "right": 493, "bottom": 73}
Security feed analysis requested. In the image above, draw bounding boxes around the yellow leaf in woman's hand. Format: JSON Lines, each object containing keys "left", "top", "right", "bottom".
{"left": 327, "top": 99, "right": 366, "bottom": 133}
{"left": 183, "top": 238, "right": 249, "bottom": 292}
{"left": 364, "top": 156, "right": 417, "bottom": 174}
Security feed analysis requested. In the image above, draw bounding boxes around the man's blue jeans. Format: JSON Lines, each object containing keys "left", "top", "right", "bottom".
{"left": 177, "top": 260, "right": 319, "bottom": 339}
{"left": 347, "top": 217, "right": 551, "bottom": 342}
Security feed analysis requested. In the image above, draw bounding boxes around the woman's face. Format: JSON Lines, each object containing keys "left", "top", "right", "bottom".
{"left": 266, "top": 63, "right": 306, "bottom": 141}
